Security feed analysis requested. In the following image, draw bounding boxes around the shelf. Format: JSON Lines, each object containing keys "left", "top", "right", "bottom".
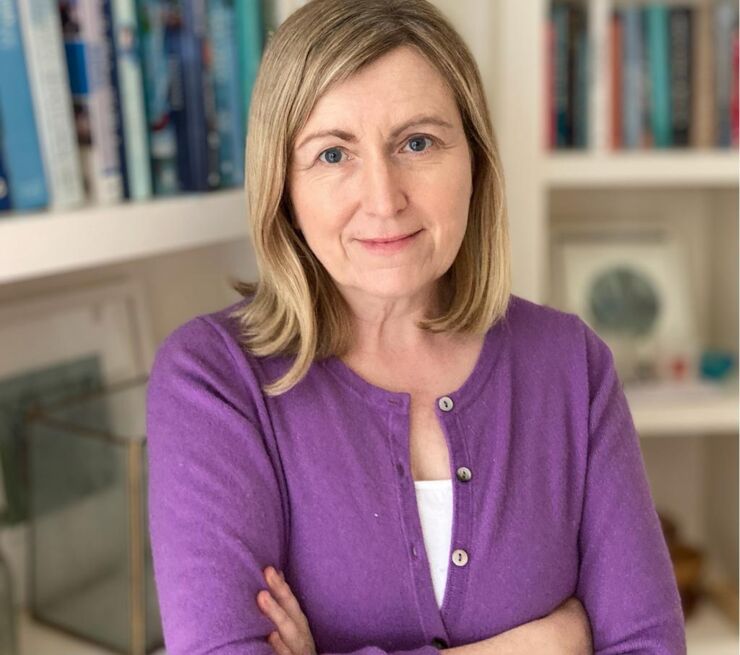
{"left": 13, "top": 596, "right": 738, "bottom": 655}
{"left": 0, "top": 189, "right": 249, "bottom": 286}
{"left": 626, "top": 380, "right": 739, "bottom": 437}
{"left": 685, "top": 597, "right": 740, "bottom": 655}
{"left": 15, "top": 607, "right": 164, "bottom": 655}
{"left": 545, "top": 151, "right": 739, "bottom": 188}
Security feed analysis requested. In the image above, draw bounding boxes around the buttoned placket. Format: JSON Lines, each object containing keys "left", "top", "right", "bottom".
{"left": 387, "top": 391, "right": 475, "bottom": 647}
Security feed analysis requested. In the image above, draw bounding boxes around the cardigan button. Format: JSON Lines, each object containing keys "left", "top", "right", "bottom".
{"left": 451, "top": 548, "right": 469, "bottom": 566}
{"left": 437, "top": 396, "right": 454, "bottom": 412}
{"left": 456, "top": 466, "right": 472, "bottom": 482}
{"left": 431, "top": 637, "right": 448, "bottom": 649}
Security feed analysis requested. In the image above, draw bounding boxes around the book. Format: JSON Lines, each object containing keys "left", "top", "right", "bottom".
{"left": 136, "top": 0, "right": 180, "bottom": 195}
{"left": 111, "top": 0, "right": 152, "bottom": 200}
{"left": 0, "top": 0, "right": 48, "bottom": 211}
{"left": 0, "top": 136, "right": 11, "bottom": 211}
{"left": 610, "top": 10, "right": 623, "bottom": 149}
{"left": 621, "top": 6, "right": 643, "bottom": 149}
{"left": 59, "top": 0, "right": 124, "bottom": 204}
{"left": 208, "top": 0, "right": 244, "bottom": 187}
{"left": 645, "top": 4, "right": 672, "bottom": 148}
{"left": 17, "top": 0, "right": 85, "bottom": 209}
{"left": 668, "top": 8, "right": 692, "bottom": 147}
{"left": 691, "top": 0, "right": 716, "bottom": 147}
{"left": 236, "top": 0, "right": 264, "bottom": 148}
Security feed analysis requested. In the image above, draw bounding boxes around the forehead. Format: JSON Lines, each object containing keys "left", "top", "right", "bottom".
{"left": 298, "top": 46, "right": 460, "bottom": 131}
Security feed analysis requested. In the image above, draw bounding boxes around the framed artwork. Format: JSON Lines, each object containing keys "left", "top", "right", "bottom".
{"left": 552, "top": 223, "right": 699, "bottom": 383}
{"left": 0, "top": 278, "right": 154, "bottom": 607}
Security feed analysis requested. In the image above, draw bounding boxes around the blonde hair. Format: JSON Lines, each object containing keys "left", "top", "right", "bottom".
{"left": 229, "top": 0, "right": 511, "bottom": 396}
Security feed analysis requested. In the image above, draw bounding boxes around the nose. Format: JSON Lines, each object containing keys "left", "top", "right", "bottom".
{"left": 360, "top": 154, "right": 408, "bottom": 218}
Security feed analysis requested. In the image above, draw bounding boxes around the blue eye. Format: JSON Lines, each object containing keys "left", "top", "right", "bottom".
{"left": 316, "top": 135, "right": 436, "bottom": 165}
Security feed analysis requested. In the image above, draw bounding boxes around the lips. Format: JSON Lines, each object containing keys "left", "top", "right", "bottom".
{"left": 360, "top": 230, "right": 421, "bottom": 244}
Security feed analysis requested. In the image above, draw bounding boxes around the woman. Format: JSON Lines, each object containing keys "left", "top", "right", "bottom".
{"left": 146, "top": 1, "right": 686, "bottom": 654}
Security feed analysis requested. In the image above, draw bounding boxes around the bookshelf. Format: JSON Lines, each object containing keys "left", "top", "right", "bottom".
{"left": 481, "top": 0, "right": 739, "bottom": 653}
{"left": 0, "top": 0, "right": 736, "bottom": 654}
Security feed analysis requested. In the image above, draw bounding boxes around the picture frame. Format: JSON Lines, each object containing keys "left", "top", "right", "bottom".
{"left": 0, "top": 277, "right": 154, "bottom": 607}
{"left": 551, "top": 221, "right": 699, "bottom": 384}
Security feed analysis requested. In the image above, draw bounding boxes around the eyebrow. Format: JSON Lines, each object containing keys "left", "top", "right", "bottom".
{"left": 295, "top": 114, "right": 455, "bottom": 151}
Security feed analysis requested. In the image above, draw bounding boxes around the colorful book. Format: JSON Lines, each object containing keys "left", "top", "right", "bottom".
{"left": 136, "top": 0, "right": 180, "bottom": 195}
{"left": 0, "top": 0, "right": 48, "bottom": 211}
{"left": 0, "top": 136, "right": 11, "bottom": 212}
{"left": 645, "top": 4, "right": 672, "bottom": 148}
{"left": 59, "top": 0, "right": 124, "bottom": 204}
{"left": 208, "top": 0, "right": 244, "bottom": 187}
{"left": 236, "top": 0, "right": 264, "bottom": 145}
{"left": 668, "top": 8, "right": 692, "bottom": 147}
{"left": 621, "top": 6, "right": 642, "bottom": 149}
{"left": 111, "top": 0, "right": 152, "bottom": 199}
{"left": 17, "top": 0, "right": 85, "bottom": 209}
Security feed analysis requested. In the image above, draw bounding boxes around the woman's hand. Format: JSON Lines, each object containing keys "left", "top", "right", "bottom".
{"left": 257, "top": 566, "right": 317, "bottom": 655}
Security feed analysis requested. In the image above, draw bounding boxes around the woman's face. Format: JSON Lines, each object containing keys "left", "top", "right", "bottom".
{"left": 287, "top": 45, "right": 473, "bottom": 306}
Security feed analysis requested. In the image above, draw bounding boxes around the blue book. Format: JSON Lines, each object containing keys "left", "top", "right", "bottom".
{"left": 621, "top": 6, "right": 642, "bottom": 149}
{"left": 207, "top": 0, "right": 243, "bottom": 187}
{"left": 178, "top": 0, "right": 210, "bottom": 191}
{"left": 136, "top": 0, "right": 180, "bottom": 196}
{"left": 0, "top": 0, "right": 48, "bottom": 210}
{"left": 0, "top": 134, "right": 11, "bottom": 212}
{"left": 103, "top": 0, "right": 130, "bottom": 198}
{"left": 645, "top": 4, "right": 672, "bottom": 147}
{"left": 552, "top": 2, "right": 571, "bottom": 147}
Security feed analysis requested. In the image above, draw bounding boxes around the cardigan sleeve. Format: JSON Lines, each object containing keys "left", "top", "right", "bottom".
{"left": 146, "top": 317, "right": 442, "bottom": 655}
{"left": 574, "top": 319, "right": 687, "bottom": 654}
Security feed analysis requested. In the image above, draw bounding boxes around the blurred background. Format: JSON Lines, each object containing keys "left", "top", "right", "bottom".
{"left": 0, "top": 0, "right": 737, "bottom": 653}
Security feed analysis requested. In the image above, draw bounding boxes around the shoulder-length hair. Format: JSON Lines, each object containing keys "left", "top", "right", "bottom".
{"left": 229, "top": 0, "right": 511, "bottom": 397}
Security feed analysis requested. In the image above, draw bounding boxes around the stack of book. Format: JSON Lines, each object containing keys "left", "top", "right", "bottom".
{"left": 547, "top": 0, "right": 739, "bottom": 151}
{"left": 0, "top": 0, "right": 265, "bottom": 215}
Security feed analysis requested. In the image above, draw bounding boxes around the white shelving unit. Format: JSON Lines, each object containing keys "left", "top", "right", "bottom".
{"left": 0, "top": 1, "right": 736, "bottom": 654}
{"left": 486, "top": 1, "right": 739, "bottom": 653}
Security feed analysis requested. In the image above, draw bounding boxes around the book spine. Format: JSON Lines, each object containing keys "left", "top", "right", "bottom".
{"left": 207, "top": 0, "right": 241, "bottom": 187}
{"left": 732, "top": 25, "right": 739, "bottom": 146}
{"left": 588, "top": 0, "right": 610, "bottom": 151}
{"left": 236, "top": 0, "right": 263, "bottom": 142}
{"left": 640, "top": 7, "right": 654, "bottom": 148}
{"left": 545, "top": 14, "right": 555, "bottom": 150}
{"left": 178, "top": 0, "right": 209, "bottom": 191}
{"left": 669, "top": 8, "right": 692, "bottom": 147}
{"left": 0, "top": 134, "right": 11, "bottom": 212}
{"left": 691, "top": 0, "right": 715, "bottom": 147}
{"left": 621, "top": 6, "right": 642, "bottom": 149}
{"left": 646, "top": 4, "right": 672, "bottom": 148}
{"left": 610, "top": 10, "right": 623, "bottom": 149}
{"left": 61, "top": 0, "right": 123, "bottom": 204}
{"left": 0, "top": 0, "right": 48, "bottom": 210}
{"left": 552, "top": 3, "right": 570, "bottom": 148}
{"left": 18, "top": 0, "right": 85, "bottom": 209}
{"left": 103, "top": 0, "right": 129, "bottom": 198}
{"left": 714, "top": 1, "right": 736, "bottom": 147}
{"left": 199, "top": 3, "right": 220, "bottom": 189}
{"left": 112, "top": 0, "right": 152, "bottom": 199}
{"left": 572, "top": 8, "right": 588, "bottom": 148}
{"left": 136, "top": 0, "right": 179, "bottom": 195}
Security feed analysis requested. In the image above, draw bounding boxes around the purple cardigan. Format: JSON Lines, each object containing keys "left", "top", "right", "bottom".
{"left": 146, "top": 293, "right": 686, "bottom": 655}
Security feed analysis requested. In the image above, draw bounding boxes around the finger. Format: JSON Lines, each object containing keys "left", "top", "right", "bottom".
{"left": 259, "top": 590, "right": 305, "bottom": 650}
{"left": 266, "top": 568, "right": 311, "bottom": 631}
{"left": 268, "top": 630, "right": 293, "bottom": 655}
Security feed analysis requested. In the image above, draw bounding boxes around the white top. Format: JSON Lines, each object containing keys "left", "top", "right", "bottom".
{"left": 413, "top": 478, "right": 453, "bottom": 609}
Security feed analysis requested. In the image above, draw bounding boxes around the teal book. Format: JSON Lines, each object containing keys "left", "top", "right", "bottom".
{"left": 0, "top": 0, "right": 48, "bottom": 211}
{"left": 236, "top": 0, "right": 265, "bottom": 139}
{"left": 645, "top": 4, "right": 672, "bottom": 147}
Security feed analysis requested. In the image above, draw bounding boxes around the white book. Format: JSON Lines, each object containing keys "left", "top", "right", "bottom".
{"left": 79, "top": 0, "right": 123, "bottom": 204}
{"left": 588, "top": 0, "right": 610, "bottom": 152}
{"left": 112, "top": 0, "right": 152, "bottom": 200}
{"left": 17, "top": 0, "right": 85, "bottom": 209}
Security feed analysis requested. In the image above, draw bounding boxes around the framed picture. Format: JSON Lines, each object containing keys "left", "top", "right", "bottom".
{"left": 0, "top": 277, "right": 154, "bottom": 607}
{"left": 552, "top": 222, "right": 699, "bottom": 383}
